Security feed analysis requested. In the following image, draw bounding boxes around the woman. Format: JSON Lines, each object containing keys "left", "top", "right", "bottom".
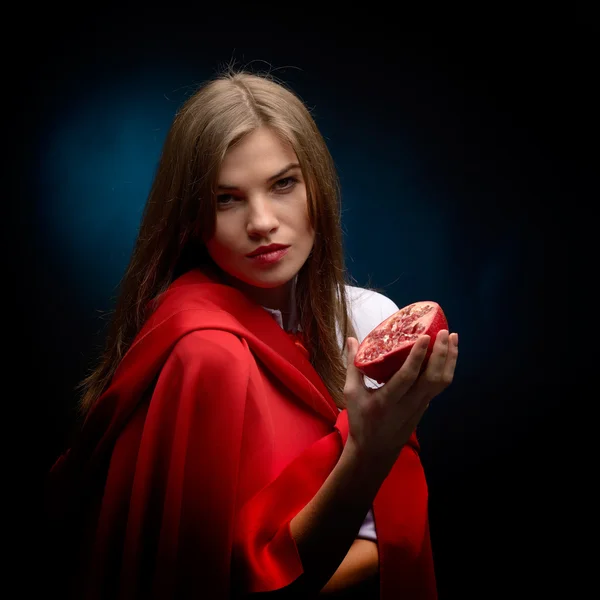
{"left": 46, "top": 70, "right": 459, "bottom": 599}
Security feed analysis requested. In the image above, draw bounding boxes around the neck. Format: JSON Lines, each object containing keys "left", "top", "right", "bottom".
{"left": 214, "top": 269, "right": 296, "bottom": 315}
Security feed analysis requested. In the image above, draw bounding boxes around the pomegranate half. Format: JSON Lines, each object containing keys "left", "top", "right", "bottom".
{"left": 354, "top": 301, "right": 448, "bottom": 384}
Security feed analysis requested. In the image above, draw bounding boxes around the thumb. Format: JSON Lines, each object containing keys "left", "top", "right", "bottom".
{"left": 344, "top": 337, "right": 365, "bottom": 392}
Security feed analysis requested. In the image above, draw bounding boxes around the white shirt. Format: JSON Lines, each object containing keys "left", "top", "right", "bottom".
{"left": 262, "top": 280, "right": 401, "bottom": 543}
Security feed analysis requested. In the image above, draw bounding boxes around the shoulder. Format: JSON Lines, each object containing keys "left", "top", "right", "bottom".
{"left": 166, "top": 329, "right": 250, "bottom": 375}
{"left": 148, "top": 328, "right": 251, "bottom": 422}
{"left": 344, "top": 284, "right": 400, "bottom": 321}
{"left": 343, "top": 284, "right": 400, "bottom": 343}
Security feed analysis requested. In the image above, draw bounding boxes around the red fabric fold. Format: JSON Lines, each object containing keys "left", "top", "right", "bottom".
{"left": 45, "top": 268, "right": 436, "bottom": 599}
{"left": 232, "top": 409, "right": 351, "bottom": 593}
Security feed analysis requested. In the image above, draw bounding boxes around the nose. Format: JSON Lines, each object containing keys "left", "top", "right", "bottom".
{"left": 246, "top": 194, "right": 279, "bottom": 237}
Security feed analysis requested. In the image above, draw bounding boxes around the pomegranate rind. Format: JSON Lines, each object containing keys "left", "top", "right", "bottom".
{"left": 354, "top": 301, "right": 448, "bottom": 383}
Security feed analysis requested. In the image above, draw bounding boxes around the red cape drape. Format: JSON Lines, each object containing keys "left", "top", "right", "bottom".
{"left": 46, "top": 268, "right": 436, "bottom": 599}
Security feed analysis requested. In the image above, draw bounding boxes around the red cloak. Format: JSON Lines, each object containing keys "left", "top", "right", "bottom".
{"left": 46, "top": 268, "right": 437, "bottom": 599}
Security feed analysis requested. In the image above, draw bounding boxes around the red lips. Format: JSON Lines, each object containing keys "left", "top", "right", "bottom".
{"left": 246, "top": 244, "right": 290, "bottom": 257}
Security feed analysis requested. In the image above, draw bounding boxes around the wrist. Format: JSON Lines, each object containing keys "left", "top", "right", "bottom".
{"left": 341, "top": 435, "right": 395, "bottom": 494}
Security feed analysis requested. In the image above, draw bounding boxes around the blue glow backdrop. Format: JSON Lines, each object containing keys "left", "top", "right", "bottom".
{"left": 18, "top": 15, "right": 570, "bottom": 599}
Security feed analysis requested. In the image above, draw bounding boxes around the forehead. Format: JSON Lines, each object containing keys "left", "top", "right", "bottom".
{"left": 218, "top": 127, "right": 298, "bottom": 184}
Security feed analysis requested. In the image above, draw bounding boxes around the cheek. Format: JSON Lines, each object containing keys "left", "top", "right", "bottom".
{"left": 205, "top": 235, "right": 230, "bottom": 264}
{"left": 303, "top": 211, "right": 316, "bottom": 241}
{"left": 300, "top": 194, "right": 315, "bottom": 238}
{"left": 206, "top": 220, "right": 237, "bottom": 255}
{"left": 305, "top": 224, "right": 316, "bottom": 246}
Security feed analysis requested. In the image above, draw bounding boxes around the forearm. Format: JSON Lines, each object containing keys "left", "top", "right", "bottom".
{"left": 288, "top": 436, "right": 392, "bottom": 596}
{"left": 318, "top": 539, "right": 379, "bottom": 596}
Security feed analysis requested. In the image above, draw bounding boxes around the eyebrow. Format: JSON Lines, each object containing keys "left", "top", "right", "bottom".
{"left": 217, "top": 162, "right": 301, "bottom": 190}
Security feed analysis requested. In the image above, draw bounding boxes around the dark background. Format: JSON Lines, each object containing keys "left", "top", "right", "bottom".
{"left": 11, "top": 7, "right": 585, "bottom": 599}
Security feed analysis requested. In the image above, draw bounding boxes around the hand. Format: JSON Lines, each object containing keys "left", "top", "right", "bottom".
{"left": 343, "top": 330, "right": 458, "bottom": 464}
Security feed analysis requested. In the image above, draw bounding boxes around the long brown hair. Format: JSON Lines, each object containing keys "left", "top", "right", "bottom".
{"left": 77, "top": 68, "right": 361, "bottom": 417}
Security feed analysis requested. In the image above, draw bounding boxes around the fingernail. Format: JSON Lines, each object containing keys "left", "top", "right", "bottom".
{"left": 453, "top": 333, "right": 459, "bottom": 346}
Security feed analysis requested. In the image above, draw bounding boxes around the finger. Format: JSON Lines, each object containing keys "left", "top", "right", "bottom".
{"left": 402, "top": 370, "right": 442, "bottom": 433}
{"left": 401, "top": 330, "right": 448, "bottom": 415}
{"left": 398, "top": 333, "right": 458, "bottom": 432}
{"left": 441, "top": 332, "right": 459, "bottom": 385}
{"left": 421, "top": 329, "right": 450, "bottom": 383}
{"left": 382, "top": 334, "right": 431, "bottom": 399}
{"left": 344, "top": 338, "right": 373, "bottom": 397}
{"left": 414, "top": 330, "right": 457, "bottom": 403}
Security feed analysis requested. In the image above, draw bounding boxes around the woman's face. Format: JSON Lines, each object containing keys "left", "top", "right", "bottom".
{"left": 205, "top": 126, "right": 315, "bottom": 312}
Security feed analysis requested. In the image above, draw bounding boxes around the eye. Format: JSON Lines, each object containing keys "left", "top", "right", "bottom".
{"left": 216, "top": 194, "right": 237, "bottom": 206}
{"left": 272, "top": 176, "right": 297, "bottom": 192}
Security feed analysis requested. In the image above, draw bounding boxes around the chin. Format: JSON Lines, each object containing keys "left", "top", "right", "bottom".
{"left": 237, "top": 271, "right": 295, "bottom": 289}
